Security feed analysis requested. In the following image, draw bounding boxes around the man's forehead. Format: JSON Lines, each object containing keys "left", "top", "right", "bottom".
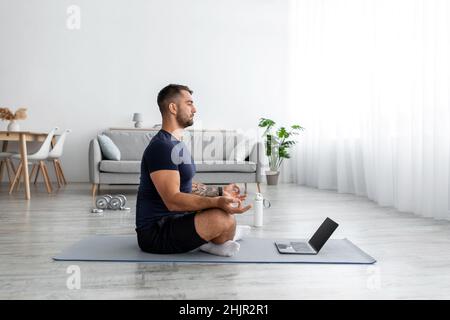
{"left": 180, "top": 90, "right": 193, "bottom": 100}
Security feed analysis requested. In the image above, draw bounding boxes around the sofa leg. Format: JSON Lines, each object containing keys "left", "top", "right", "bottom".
{"left": 92, "top": 183, "right": 98, "bottom": 198}
{"left": 256, "top": 182, "right": 261, "bottom": 193}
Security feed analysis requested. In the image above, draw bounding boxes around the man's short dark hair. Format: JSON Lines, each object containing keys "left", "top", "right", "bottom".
{"left": 157, "top": 84, "right": 193, "bottom": 115}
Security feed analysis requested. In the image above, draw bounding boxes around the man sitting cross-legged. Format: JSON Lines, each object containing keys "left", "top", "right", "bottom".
{"left": 135, "top": 84, "right": 252, "bottom": 256}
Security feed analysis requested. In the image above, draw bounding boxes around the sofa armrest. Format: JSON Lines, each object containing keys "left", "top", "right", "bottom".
{"left": 89, "top": 138, "right": 102, "bottom": 184}
{"left": 249, "top": 140, "right": 265, "bottom": 183}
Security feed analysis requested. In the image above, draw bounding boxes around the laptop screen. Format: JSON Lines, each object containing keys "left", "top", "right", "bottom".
{"left": 308, "top": 217, "right": 339, "bottom": 252}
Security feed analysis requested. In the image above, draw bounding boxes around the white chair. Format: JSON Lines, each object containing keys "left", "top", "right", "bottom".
{"left": 44, "top": 129, "right": 71, "bottom": 188}
{"left": 0, "top": 152, "right": 16, "bottom": 188}
{"left": 9, "top": 127, "right": 58, "bottom": 194}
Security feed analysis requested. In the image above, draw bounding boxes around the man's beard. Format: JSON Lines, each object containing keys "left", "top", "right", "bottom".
{"left": 176, "top": 114, "right": 194, "bottom": 128}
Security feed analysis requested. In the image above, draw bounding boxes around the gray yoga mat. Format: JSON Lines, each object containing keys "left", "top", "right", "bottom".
{"left": 53, "top": 235, "right": 376, "bottom": 264}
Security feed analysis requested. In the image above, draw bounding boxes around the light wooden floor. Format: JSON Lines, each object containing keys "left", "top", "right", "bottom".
{"left": 1, "top": 182, "right": 450, "bottom": 299}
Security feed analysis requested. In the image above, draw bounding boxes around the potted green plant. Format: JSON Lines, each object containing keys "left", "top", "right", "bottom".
{"left": 258, "top": 118, "right": 304, "bottom": 185}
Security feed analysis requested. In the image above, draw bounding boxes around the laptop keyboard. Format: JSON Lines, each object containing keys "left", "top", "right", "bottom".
{"left": 291, "top": 242, "right": 312, "bottom": 252}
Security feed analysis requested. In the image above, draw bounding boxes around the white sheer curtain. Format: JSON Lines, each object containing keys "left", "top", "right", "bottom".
{"left": 285, "top": 0, "right": 450, "bottom": 220}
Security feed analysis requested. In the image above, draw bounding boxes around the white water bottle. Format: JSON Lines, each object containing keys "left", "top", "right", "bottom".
{"left": 254, "top": 193, "right": 264, "bottom": 227}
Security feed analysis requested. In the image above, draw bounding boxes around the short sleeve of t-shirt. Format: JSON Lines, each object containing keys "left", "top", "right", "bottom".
{"left": 144, "top": 140, "right": 178, "bottom": 173}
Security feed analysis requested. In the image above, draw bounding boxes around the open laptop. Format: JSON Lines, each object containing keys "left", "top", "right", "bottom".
{"left": 275, "top": 217, "right": 339, "bottom": 254}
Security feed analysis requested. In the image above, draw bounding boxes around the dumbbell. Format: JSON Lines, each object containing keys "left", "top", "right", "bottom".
{"left": 117, "top": 194, "right": 130, "bottom": 211}
{"left": 94, "top": 194, "right": 130, "bottom": 211}
{"left": 110, "top": 194, "right": 129, "bottom": 210}
{"left": 95, "top": 194, "right": 113, "bottom": 210}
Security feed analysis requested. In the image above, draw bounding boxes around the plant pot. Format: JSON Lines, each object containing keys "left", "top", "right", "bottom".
{"left": 265, "top": 170, "right": 280, "bottom": 185}
{"left": 7, "top": 120, "right": 20, "bottom": 131}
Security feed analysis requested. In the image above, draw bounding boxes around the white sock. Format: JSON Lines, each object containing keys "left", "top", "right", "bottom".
{"left": 200, "top": 240, "right": 240, "bottom": 257}
{"left": 233, "top": 225, "right": 251, "bottom": 241}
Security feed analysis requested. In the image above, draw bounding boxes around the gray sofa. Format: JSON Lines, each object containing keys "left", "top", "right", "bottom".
{"left": 89, "top": 129, "right": 264, "bottom": 197}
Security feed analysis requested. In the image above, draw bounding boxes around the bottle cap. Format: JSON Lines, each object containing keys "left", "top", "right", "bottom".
{"left": 255, "top": 193, "right": 263, "bottom": 201}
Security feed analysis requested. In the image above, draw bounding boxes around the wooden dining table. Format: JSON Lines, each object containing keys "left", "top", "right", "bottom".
{"left": 0, "top": 131, "right": 57, "bottom": 200}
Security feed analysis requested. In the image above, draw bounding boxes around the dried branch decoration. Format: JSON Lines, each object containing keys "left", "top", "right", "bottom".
{"left": 0, "top": 107, "right": 27, "bottom": 121}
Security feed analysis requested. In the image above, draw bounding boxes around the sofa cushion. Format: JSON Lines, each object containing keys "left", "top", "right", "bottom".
{"left": 229, "top": 132, "right": 257, "bottom": 161}
{"left": 183, "top": 130, "right": 250, "bottom": 162}
{"left": 195, "top": 160, "right": 256, "bottom": 173}
{"left": 201, "top": 130, "right": 225, "bottom": 161}
{"left": 104, "top": 130, "right": 154, "bottom": 161}
{"left": 97, "top": 135, "right": 121, "bottom": 160}
{"left": 100, "top": 160, "right": 141, "bottom": 173}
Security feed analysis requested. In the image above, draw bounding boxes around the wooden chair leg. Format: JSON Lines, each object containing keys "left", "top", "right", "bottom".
{"left": 56, "top": 160, "right": 65, "bottom": 185}
{"left": 16, "top": 164, "right": 25, "bottom": 192}
{"left": 56, "top": 160, "right": 67, "bottom": 185}
{"left": 29, "top": 164, "right": 37, "bottom": 182}
{"left": 0, "top": 160, "right": 4, "bottom": 183}
{"left": 9, "top": 159, "right": 16, "bottom": 174}
{"left": 44, "top": 163, "right": 53, "bottom": 192}
{"left": 5, "top": 159, "right": 16, "bottom": 188}
{"left": 257, "top": 182, "right": 261, "bottom": 193}
{"left": 52, "top": 160, "right": 62, "bottom": 188}
{"left": 9, "top": 162, "right": 23, "bottom": 194}
{"left": 34, "top": 165, "right": 41, "bottom": 184}
{"left": 92, "top": 183, "right": 98, "bottom": 198}
{"left": 40, "top": 161, "right": 52, "bottom": 194}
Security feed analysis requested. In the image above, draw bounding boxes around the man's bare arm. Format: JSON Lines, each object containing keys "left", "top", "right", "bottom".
{"left": 191, "top": 182, "right": 220, "bottom": 197}
{"left": 150, "top": 170, "right": 251, "bottom": 214}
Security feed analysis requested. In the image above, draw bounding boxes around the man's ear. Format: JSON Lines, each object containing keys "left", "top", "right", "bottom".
{"left": 168, "top": 102, "right": 178, "bottom": 115}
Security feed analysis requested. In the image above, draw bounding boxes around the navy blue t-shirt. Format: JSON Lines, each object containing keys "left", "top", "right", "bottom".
{"left": 136, "top": 129, "right": 196, "bottom": 231}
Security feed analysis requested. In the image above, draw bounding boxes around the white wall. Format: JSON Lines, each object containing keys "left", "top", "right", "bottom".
{"left": 0, "top": 0, "right": 290, "bottom": 182}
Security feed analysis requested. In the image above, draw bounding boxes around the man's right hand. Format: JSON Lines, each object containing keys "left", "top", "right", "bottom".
{"left": 216, "top": 196, "right": 252, "bottom": 214}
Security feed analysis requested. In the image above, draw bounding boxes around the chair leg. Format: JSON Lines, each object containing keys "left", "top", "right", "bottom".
{"left": 256, "top": 182, "right": 261, "bottom": 193}
{"left": 16, "top": 165, "right": 25, "bottom": 191}
{"left": 56, "top": 160, "right": 65, "bottom": 185}
{"left": 9, "top": 159, "right": 16, "bottom": 174}
{"left": 5, "top": 159, "right": 16, "bottom": 188}
{"left": 52, "top": 160, "right": 62, "bottom": 188}
{"left": 29, "top": 164, "right": 37, "bottom": 183}
{"left": 56, "top": 160, "right": 67, "bottom": 185}
{"left": 9, "top": 162, "right": 23, "bottom": 194}
{"left": 34, "top": 165, "right": 41, "bottom": 184}
{"left": 0, "top": 160, "right": 4, "bottom": 183}
{"left": 40, "top": 161, "right": 53, "bottom": 194}
{"left": 92, "top": 183, "right": 98, "bottom": 198}
{"left": 244, "top": 183, "right": 248, "bottom": 194}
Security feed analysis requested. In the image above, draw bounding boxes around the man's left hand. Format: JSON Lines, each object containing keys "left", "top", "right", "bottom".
{"left": 223, "top": 183, "right": 246, "bottom": 201}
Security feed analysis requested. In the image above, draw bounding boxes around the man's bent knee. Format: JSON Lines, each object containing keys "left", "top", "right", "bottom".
{"left": 194, "top": 209, "right": 235, "bottom": 242}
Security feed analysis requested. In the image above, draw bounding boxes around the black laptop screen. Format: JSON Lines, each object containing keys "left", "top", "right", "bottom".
{"left": 308, "top": 217, "right": 339, "bottom": 252}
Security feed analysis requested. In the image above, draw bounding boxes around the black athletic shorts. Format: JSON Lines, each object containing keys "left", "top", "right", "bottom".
{"left": 136, "top": 211, "right": 208, "bottom": 254}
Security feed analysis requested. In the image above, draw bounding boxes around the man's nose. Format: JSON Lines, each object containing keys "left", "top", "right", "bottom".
{"left": 192, "top": 106, "right": 197, "bottom": 113}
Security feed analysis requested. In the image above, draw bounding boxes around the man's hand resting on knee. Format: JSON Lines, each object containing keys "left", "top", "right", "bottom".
{"left": 223, "top": 183, "right": 247, "bottom": 202}
{"left": 216, "top": 195, "right": 252, "bottom": 214}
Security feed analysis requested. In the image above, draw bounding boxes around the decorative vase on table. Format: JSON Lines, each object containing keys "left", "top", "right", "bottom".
{"left": 7, "top": 120, "right": 20, "bottom": 132}
{"left": 0, "top": 107, "right": 27, "bottom": 131}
